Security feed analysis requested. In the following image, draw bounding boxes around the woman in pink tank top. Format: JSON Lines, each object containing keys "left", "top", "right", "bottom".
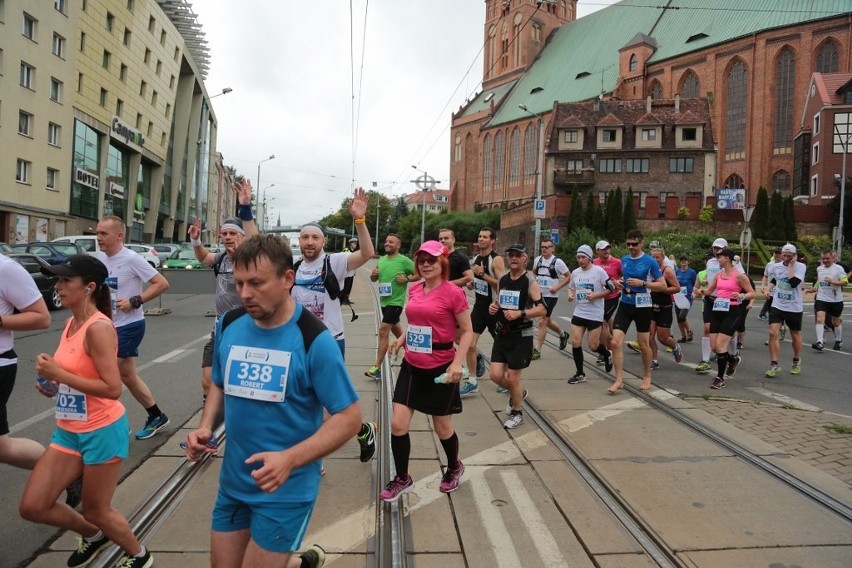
{"left": 19, "top": 255, "right": 152, "bottom": 568}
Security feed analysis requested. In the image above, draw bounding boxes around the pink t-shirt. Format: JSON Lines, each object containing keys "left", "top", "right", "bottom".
{"left": 403, "top": 280, "right": 469, "bottom": 369}
{"left": 594, "top": 256, "right": 623, "bottom": 300}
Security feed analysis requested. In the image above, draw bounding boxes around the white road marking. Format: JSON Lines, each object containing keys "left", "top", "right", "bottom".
{"left": 747, "top": 387, "right": 823, "bottom": 412}
{"left": 150, "top": 349, "right": 192, "bottom": 364}
{"left": 471, "top": 468, "right": 522, "bottom": 567}
{"left": 499, "top": 470, "right": 566, "bottom": 565}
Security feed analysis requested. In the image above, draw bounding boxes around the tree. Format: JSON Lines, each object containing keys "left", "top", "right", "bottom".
{"left": 767, "top": 191, "right": 785, "bottom": 240}
{"left": 623, "top": 187, "right": 637, "bottom": 233}
{"left": 591, "top": 202, "right": 605, "bottom": 237}
{"left": 783, "top": 195, "right": 797, "bottom": 241}
{"left": 386, "top": 197, "right": 409, "bottom": 234}
{"left": 568, "top": 185, "right": 585, "bottom": 231}
{"left": 752, "top": 187, "right": 769, "bottom": 239}
{"left": 606, "top": 187, "right": 624, "bottom": 243}
{"left": 585, "top": 192, "right": 600, "bottom": 235}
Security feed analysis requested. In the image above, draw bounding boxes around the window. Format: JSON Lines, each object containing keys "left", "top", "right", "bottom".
{"left": 773, "top": 48, "right": 795, "bottom": 154}
{"left": 626, "top": 158, "right": 649, "bottom": 173}
{"left": 140, "top": 80, "right": 147, "bottom": 96}
{"left": 724, "top": 174, "right": 744, "bottom": 190}
{"left": 48, "top": 122, "right": 61, "bottom": 145}
{"left": 126, "top": 0, "right": 134, "bottom": 11}
{"left": 77, "top": 72, "right": 83, "bottom": 93}
{"left": 50, "top": 78, "right": 62, "bottom": 102}
{"left": 772, "top": 170, "right": 791, "bottom": 195}
{"left": 160, "top": 29, "right": 167, "bottom": 46}
{"left": 725, "top": 60, "right": 748, "bottom": 160}
{"left": 641, "top": 128, "right": 657, "bottom": 141}
{"left": 602, "top": 129, "right": 617, "bottom": 142}
{"left": 598, "top": 192, "right": 607, "bottom": 206}
{"left": 669, "top": 157, "right": 694, "bottom": 172}
{"left": 105, "top": 12, "right": 114, "bottom": 32}
{"left": 102, "top": 50, "right": 111, "bottom": 70}
{"left": 566, "top": 159, "right": 583, "bottom": 173}
{"left": 658, "top": 192, "right": 672, "bottom": 217}
{"left": 454, "top": 134, "right": 462, "bottom": 162}
{"left": 165, "top": 103, "right": 171, "bottom": 118}
{"left": 18, "top": 110, "right": 33, "bottom": 136}
{"left": 120, "top": 64, "right": 127, "bottom": 81}
{"left": 174, "top": 46, "right": 180, "bottom": 61}
{"left": 564, "top": 130, "right": 578, "bottom": 143}
{"left": 16, "top": 159, "right": 31, "bottom": 183}
{"left": 116, "top": 99, "right": 123, "bottom": 116}
{"left": 147, "top": 121, "right": 153, "bottom": 137}
{"left": 46, "top": 168, "right": 58, "bottom": 189}
{"left": 509, "top": 128, "right": 521, "bottom": 186}
{"left": 680, "top": 71, "right": 700, "bottom": 98}
{"left": 144, "top": 48, "right": 151, "bottom": 64}
{"left": 494, "top": 131, "right": 505, "bottom": 190}
{"left": 20, "top": 62, "right": 35, "bottom": 88}
{"left": 812, "top": 142, "right": 819, "bottom": 164}
{"left": 54, "top": 0, "right": 66, "bottom": 13}
{"left": 599, "top": 159, "right": 621, "bottom": 173}
{"left": 649, "top": 80, "right": 663, "bottom": 99}
{"left": 524, "top": 125, "right": 537, "bottom": 182}
{"left": 169, "top": 74, "right": 175, "bottom": 89}
{"left": 148, "top": 15, "right": 156, "bottom": 33}
{"left": 816, "top": 41, "right": 839, "bottom": 74}
{"left": 629, "top": 54, "right": 637, "bottom": 72}
{"left": 156, "top": 59, "right": 162, "bottom": 75}
{"left": 22, "top": 13, "right": 36, "bottom": 40}
{"left": 810, "top": 175, "right": 818, "bottom": 196}
{"left": 80, "top": 31, "right": 85, "bottom": 52}
{"left": 52, "top": 33, "right": 66, "bottom": 58}
{"left": 680, "top": 127, "right": 697, "bottom": 142}
{"left": 123, "top": 28, "right": 131, "bottom": 46}
{"left": 99, "top": 88, "right": 107, "bottom": 107}
{"left": 813, "top": 114, "right": 820, "bottom": 135}
{"left": 483, "top": 134, "right": 493, "bottom": 191}
{"left": 135, "top": 112, "right": 142, "bottom": 129}
{"left": 151, "top": 90, "right": 157, "bottom": 106}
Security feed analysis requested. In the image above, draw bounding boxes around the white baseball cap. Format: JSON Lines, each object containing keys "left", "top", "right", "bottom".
{"left": 782, "top": 243, "right": 796, "bottom": 254}
{"left": 595, "top": 240, "right": 611, "bottom": 250}
{"left": 712, "top": 238, "right": 728, "bottom": 249}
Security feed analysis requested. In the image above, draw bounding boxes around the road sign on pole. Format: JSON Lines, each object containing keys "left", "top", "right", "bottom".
{"left": 550, "top": 230, "right": 560, "bottom": 245}
{"left": 534, "top": 199, "right": 546, "bottom": 219}
{"left": 740, "top": 227, "right": 752, "bottom": 248}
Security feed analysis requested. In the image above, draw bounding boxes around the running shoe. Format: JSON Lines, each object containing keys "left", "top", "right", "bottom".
{"left": 695, "top": 360, "right": 711, "bottom": 373}
{"left": 673, "top": 343, "right": 683, "bottom": 363}
{"left": 758, "top": 314, "right": 768, "bottom": 321}
{"left": 567, "top": 373, "right": 586, "bottom": 384}
{"left": 686, "top": 330, "right": 694, "bottom": 342}
{"left": 504, "top": 388, "right": 528, "bottom": 416}
{"left": 439, "top": 461, "right": 465, "bottom": 493}
{"left": 726, "top": 355, "right": 740, "bottom": 376}
{"left": 379, "top": 474, "right": 414, "bottom": 502}
{"left": 65, "top": 476, "right": 83, "bottom": 509}
{"left": 765, "top": 363, "right": 780, "bottom": 378}
{"left": 115, "top": 550, "right": 153, "bottom": 568}
{"left": 811, "top": 341, "right": 824, "bottom": 352}
{"left": 650, "top": 359, "right": 660, "bottom": 370}
{"left": 300, "top": 545, "right": 326, "bottom": 568}
{"left": 459, "top": 380, "right": 479, "bottom": 397}
{"left": 531, "top": 348, "right": 541, "bottom": 360}
{"left": 496, "top": 385, "right": 509, "bottom": 394}
{"left": 736, "top": 341, "right": 744, "bottom": 350}
{"left": 779, "top": 326, "right": 787, "bottom": 341}
{"left": 364, "top": 366, "right": 381, "bottom": 380}
{"left": 503, "top": 411, "right": 525, "bottom": 429}
{"left": 134, "top": 413, "right": 170, "bottom": 440}
{"left": 627, "top": 341, "right": 641, "bottom": 353}
{"left": 475, "top": 353, "right": 486, "bottom": 377}
{"left": 604, "top": 349, "right": 614, "bottom": 373}
{"left": 595, "top": 353, "right": 606, "bottom": 365}
{"left": 834, "top": 341, "right": 843, "bottom": 351}
{"left": 559, "top": 330, "right": 570, "bottom": 351}
{"left": 710, "top": 376, "right": 726, "bottom": 390}
{"left": 790, "top": 360, "right": 802, "bottom": 375}
{"left": 67, "top": 534, "right": 110, "bottom": 568}
{"left": 357, "top": 422, "right": 377, "bottom": 463}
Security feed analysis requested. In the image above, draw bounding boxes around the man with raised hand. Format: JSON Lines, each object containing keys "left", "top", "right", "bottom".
{"left": 96, "top": 216, "right": 171, "bottom": 440}
{"left": 531, "top": 237, "right": 571, "bottom": 360}
{"left": 765, "top": 243, "right": 807, "bottom": 377}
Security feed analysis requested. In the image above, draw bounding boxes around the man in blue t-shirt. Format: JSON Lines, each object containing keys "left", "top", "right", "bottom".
{"left": 608, "top": 230, "right": 664, "bottom": 394}
{"left": 186, "top": 234, "right": 361, "bottom": 568}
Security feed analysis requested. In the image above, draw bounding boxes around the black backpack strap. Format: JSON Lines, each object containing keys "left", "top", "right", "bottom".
{"left": 213, "top": 251, "right": 227, "bottom": 277}
{"left": 220, "top": 307, "right": 248, "bottom": 333}
{"left": 296, "top": 305, "right": 327, "bottom": 353}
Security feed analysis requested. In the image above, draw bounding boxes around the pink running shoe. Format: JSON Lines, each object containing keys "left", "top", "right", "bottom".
{"left": 379, "top": 474, "right": 414, "bottom": 502}
{"left": 439, "top": 461, "right": 465, "bottom": 493}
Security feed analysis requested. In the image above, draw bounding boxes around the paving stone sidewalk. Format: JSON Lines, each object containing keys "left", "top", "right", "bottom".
{"left": 687, "top": 397, "right": 852, "bottom": 485}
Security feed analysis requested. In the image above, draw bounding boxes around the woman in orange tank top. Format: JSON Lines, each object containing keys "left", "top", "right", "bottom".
{"left": 19, "top": 255, "right": 152, "bottom": 568}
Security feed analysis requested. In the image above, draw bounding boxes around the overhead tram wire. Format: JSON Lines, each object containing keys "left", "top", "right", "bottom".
{"left": 352, "top": 0, "right": 370, "bottom": 185}
{"left": 579, "top": 1, "right": 843, "bottom": 15}
{"left": 350, "top": 0, "right": 357, "bottom": 190}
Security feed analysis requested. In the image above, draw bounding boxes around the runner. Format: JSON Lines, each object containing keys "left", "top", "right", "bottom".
{"left": 593, "top": 241, "right": 623, "bottom": 365}
{"left": 758, "top": 247, "right": 783, "bottom": 321}
{"left": 765, "top": 243, "right": 806, "bottom": 378}
{"left": 531, "top": 237, "right": 571, "bottom": 360}
{"left": 674, "top": 255, "right": 697, "bottom": 343}
{"left": 646, "top": 244, "right": 684, "bottom": 370}
{"left": 438, "top": 228, "right": 473, "bottom": 288}
{"left": 807, "top": 249, "right": 847, "bottom": 351}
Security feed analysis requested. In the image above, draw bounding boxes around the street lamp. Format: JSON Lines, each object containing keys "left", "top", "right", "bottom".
{"left": 209, "top": 87, "right": 233, "bottom": 99}
{"left": 257, "top": 154, "right": 275, "bottom": 231}
{"left": 411, "top": 165, "right": 439, "bottom": 246}
{"left": 519, "top": 104, "right": 546, "bottom": 254}
{"left": 263, "top": 196, "right": 277, "bottom": 230}
{"left": 833, "top": 124, "right": 851, "bottom": 257}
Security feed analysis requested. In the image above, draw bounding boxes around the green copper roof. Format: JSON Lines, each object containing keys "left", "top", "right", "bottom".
{"left": 490, "top": 0, "right": 851, "bottom": 126}
{"left": 460, "top": 80, "right": 518, "bottom": 118}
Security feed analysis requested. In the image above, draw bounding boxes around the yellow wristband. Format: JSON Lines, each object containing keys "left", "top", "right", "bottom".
{"left": 354, "top": 217, "right": 365, "bottom": 225}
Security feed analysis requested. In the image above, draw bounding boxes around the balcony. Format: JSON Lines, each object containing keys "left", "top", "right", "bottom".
{"left": 553, "top": 168, "right": 595, "bottom": 187}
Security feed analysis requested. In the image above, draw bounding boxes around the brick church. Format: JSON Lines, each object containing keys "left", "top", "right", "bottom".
{"left": 449, "top": 0, "right": 852, "bottom": 242}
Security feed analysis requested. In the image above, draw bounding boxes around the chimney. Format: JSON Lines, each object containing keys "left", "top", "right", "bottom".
{"left": 675, "top": 94, "right": 680, "bottom": 113}
{"left": 646, "top": 95, "right": 652, "bottom": 114}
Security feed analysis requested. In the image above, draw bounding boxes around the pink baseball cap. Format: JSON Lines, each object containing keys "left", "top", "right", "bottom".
{"left": 416, "top": 240, "right": 447, "bottom": 257}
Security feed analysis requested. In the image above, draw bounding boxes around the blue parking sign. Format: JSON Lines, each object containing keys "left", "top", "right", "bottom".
{"left": 550, "top": 230, "right": 560, "bottom": 245}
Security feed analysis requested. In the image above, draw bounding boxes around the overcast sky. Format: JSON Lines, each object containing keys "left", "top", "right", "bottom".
{"left": 192, "top": 1, "right": 618, "bottom": 225}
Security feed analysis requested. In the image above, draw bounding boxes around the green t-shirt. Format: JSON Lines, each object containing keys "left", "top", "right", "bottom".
{"left": 376, "top": 254, "right": 416, "bottom": 307}
{"left": 697, "top": 269, "right": 708, "bottom": 287}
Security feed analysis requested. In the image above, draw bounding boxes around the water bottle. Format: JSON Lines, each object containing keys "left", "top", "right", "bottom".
{"left": 434, "top": 366, "right": 470, "bottom": 384}
{"left": 36, "top": 376, "right": 59, "bottom": 397}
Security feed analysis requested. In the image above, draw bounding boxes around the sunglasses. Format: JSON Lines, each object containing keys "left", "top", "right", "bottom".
{"left": 626, "top": 241, "right": 640, "bottom": 247}
{"left": 541, "top": 245, "right": 553, "bottom": 249}
{"left": 416, "top": 256, "right": 439, "bottom": 265}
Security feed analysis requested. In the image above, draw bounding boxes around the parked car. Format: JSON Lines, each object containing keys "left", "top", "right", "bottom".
{"left": 149, "top": 243, "right": 182, "bottom": 257}
{"left": 53, "top": 235, "right": 99, "bottom": 254}
{"left": 162, "top": 247, "right": 207, "bottom": 270}
{"left": 126, "top": 244, "right": 160, "bottom": 268}
{"left": 2, "top": 253, "right": 63, "bottom": 310}
{"left": 9, "top": 242, "right": 85, "bottom": 265}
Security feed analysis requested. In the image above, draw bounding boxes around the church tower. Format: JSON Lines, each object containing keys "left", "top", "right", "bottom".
{"left": 482, "top": 0, "right": 575, "bottom": 90}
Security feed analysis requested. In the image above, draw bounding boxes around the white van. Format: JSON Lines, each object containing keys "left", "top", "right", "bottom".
{"left": 53, "top": 235, "right": 100, "bottom": 255}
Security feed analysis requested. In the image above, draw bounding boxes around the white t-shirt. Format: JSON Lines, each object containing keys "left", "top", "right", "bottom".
{"left": 0, "top": 254, "right": 43, "bottom": 365}
{"left": 533, "top": 255, "right": 570, "bottom": 299}
{"left": 770, "top": 261, "right": 807, "bottom": 313}
{"left": 568, "top": 265, "right": 610, "bottom": 322}
{"left": 98, "top": 247, "right": 159, "bottom": 328}
{"left": 763, "top": 260, "right": 777, "bottom": 297}
{"left": 292, "top": 252, "right": 350, "bottom": 339}
{"left": 815, "top": 263, "right": 847, "bottom": 303}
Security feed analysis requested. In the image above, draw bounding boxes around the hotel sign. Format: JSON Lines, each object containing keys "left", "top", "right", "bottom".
{"left": 111, "top": 115, "right": 145, "bottom": 151}
{"left": 74, "top": 168, "right": 99, "bottom": 190}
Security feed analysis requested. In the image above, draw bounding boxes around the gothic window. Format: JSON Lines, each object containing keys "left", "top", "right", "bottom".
{"left": 815, "top": 40, "right": 839, "bottom": 73}
{"left": 725, "top": 60, "right": 748, "bottom": 160}
{"left": 648, "top": 80, "right": 663, "bottom": 99}
{"left": 501, "top": 22, "right": 509, "bottom": 70}
{"left": 494, "top": 130, "right": 506, "bottom": 191}
{"left": 772, "top": 170, "right": 791, "bottom": 196}
{"left": 454, "top": 134, "right": 462, "bottom": 162}
{"left": 488, "top": 26, "right": 497, "bottom": 79}
{"left": 680, "top": 71, "right": 700, "bottom": 98}
{"left": 629, "top": 54, "right": 637, "bottom": 72}
{"left": 723, "top": 173, "right": 744, "bottom": 190}
{"left": 513, "top": 13, "right": 522, "bottom": 67}
{"left": 483, "top": 134, "right": 493, "bottom": 193}
{"left": 509, "top": 127, "right": 521, "bottom": 187}
{"left": 773, "top": 48, "right": 795, "bottom": 154}
{"left": 524, "top": 124, "right": 537, "bottom": 182}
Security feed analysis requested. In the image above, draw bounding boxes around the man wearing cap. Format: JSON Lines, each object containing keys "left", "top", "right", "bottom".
{"left": 565, "top": 245, "right": 616, "bottom": 384}
{"left": 531, "top": 237, "right": 571, "bottom": 360}
{"left": 339, "top": 237, "right": 360, "bottom": 306}
{"left": 765, "top": 243, "right": 807, "bottom": 377}
{"left": 758, "top": 247, "right": 783, "bottom": 321}
{"left": 189, "top": 179, "right": 257, "bottom": 406}
{"left": 488, "top": 244, "right": 546, "bottom": 428}
{"left": 593, "top": 240, "right": 622, "bottom": 365}
{"left": 807, "top": 249, "right": 846, "bottom": 351}
{"left": 96, "top": 216, "right": 171, "bottom": 440}
{"left": 461, "top": 227, "right": 506, "bottom": 397}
